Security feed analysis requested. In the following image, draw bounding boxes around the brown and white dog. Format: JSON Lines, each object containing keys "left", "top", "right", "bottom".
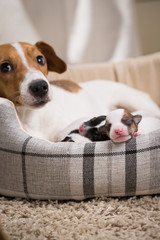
{"left": 0, "top": 41, "right": 160, "bottom": 142}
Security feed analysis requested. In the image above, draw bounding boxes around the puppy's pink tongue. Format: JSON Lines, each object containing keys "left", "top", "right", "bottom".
{"left": 79, "top": 125, "right": 85, "bottom": 135}
{"left": 134, "top": 132, "right": 141, "bottom": 137}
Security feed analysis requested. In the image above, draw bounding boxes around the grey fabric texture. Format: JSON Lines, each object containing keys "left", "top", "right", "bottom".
{"left": 0, "top": 98, "right": 160, "bottom": 200}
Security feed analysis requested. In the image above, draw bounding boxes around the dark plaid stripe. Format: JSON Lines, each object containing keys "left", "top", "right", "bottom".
{"left": 107, "top": 141, "right": 113, "bottom": 195}
{"left": 83, "top": 143, "right": 96, "bottom": 197}
{"left": 125, "top": 138, "right": 137, "bottom": 196}
{"left": 150, "top": 137, "right": 160, "bottom": 192}
{"left": 0, "top": 144, "right": 159, "bottom": 158}
{"left": 22, "top": 137, "right": 32, "bottom": 198}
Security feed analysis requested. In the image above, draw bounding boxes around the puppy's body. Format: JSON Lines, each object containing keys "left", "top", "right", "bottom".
{"left": 60, "top": 115, "right": 108, "bottom": 143}
{"left": 0, "top": 41, "right": 160, "bottom": 142}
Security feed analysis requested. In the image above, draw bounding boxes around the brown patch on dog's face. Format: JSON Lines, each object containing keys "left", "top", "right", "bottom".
{"left": 21, "top": 42, "right": 48, "bottom": 77}
{"left": 121, "top": 110, "right": 141, "bottom": 136}
{"left": 105, "top": 120, "right": 112, "bottom": 137}
{"left": 0, "top": 44, "right": 27, "bottom": 104}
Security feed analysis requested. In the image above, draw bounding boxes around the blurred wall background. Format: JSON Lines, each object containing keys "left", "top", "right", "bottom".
{"left": 135, "top": 0, "right": 160, "bottom": 56}
{"left": 0, "top": 0, "right": 159, "bottom": 64}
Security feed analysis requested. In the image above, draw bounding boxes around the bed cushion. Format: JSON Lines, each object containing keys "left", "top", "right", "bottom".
{"left": 0, "top": 98, "right": 159, "bottom": 200}
{"left": 48, "top": 52, "right": 160, "bottom": 107}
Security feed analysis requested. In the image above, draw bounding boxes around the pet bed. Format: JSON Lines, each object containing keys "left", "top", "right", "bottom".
{"left": 0, "top": 52, "right": 160, "bottom": 200}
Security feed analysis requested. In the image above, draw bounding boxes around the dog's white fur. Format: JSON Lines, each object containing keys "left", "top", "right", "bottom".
{"left": 12, "top": 43, "right": 160, "bottom": 142}
{"left": 16, "top": 81, "right": 160, "bottom": 142}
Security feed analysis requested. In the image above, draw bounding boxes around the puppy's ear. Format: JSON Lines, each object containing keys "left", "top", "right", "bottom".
{"left": 133, "top": 115, "right": 142, "bottom": 125}
{"left": 35, "top": 41, "right": 67, "bottom": 73}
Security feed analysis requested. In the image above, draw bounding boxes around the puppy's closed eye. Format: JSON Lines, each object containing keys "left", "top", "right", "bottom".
{"left": 122, "top": 119, "right": 132, "bottom": 126}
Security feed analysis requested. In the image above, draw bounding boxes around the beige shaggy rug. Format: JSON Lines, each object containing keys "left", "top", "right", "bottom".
{"left": 0, "top": 195, "right": 160, "bottom": 240}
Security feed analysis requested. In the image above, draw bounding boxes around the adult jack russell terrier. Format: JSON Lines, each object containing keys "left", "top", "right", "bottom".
{"left": 0, "top": 41, "right": 159, "bottom": 142}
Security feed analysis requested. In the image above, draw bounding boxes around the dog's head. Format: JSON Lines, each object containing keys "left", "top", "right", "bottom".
{"left": 105, "top": 109, "right": 142, "bottom": 142}
{"left": 0, "top": 41, "right": 66, "bottom": 107}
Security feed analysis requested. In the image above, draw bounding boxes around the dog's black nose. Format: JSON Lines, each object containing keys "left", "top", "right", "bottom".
{"left": 29, "top": 80, "right": 48, "bottom": 98}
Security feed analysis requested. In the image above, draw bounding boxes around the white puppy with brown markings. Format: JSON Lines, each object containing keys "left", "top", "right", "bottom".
{"left": 105, "top": 109, "right": 160, "bottom": 143}
{"left": 0, "top": 41, "right": 160, "bottom": 142}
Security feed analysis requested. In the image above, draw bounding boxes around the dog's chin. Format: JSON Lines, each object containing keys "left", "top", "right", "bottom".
{"left": 30, "top": 100, "right": 49, "bottom": 108}
{"left": 23, "top": 96, "right": 51, "bottom": 109}
{"left": 111, "top": 135, "right": 131, "bottom": 143}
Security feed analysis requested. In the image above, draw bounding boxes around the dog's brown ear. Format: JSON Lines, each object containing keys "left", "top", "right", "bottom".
{"left": 35, "top": 41, "right": 67, "bottom": 73}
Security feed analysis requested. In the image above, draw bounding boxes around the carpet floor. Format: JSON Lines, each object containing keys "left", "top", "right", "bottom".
{"left": 0, "top": 195, "right": 160, "bottom": 240}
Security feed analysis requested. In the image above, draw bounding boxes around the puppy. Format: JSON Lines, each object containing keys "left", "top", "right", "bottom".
{"left": 63, "top": 111, "right": 139, "bottom": 143}
{"left": 77, "top": 109, "right": 160, "bottom": 143}
{"left": 104, "top": 109, "right": 142, "bottom": 142}
{"left": 105, "top": 109, "right": 160, "bottom": 142}
{"left": 79, "top": 115, "right": 109, "bottom": 141}
{"left": 61, "top": 115, "right": 110, "bottom": 143}
{"left": 0, "top": 41, "right": 160, "bottom": 142}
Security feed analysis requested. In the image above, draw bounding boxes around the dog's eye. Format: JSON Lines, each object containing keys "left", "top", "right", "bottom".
{"left": 36, "top": 56, "right": 45, "bottom": 66}
{"left": 1, "top": 62, "right": 13, "bottom": 73}
{"left": 122, "top": 119, "right": 132, "bottom": 126}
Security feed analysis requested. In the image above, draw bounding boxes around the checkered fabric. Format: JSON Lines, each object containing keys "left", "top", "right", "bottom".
{"left": 0, "top": 98, "right": 160, "bottom": 200}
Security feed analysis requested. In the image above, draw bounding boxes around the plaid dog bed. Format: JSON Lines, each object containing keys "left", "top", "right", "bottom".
{"left": 0, "top": 98, "right": 160, "bottom": 200}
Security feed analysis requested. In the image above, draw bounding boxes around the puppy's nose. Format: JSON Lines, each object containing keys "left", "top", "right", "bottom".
{"left": 114, "top": 128, "right": 124, "bottom": 136}
{"left": 29, "top": 80, "right": 48, "bottom": 98}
